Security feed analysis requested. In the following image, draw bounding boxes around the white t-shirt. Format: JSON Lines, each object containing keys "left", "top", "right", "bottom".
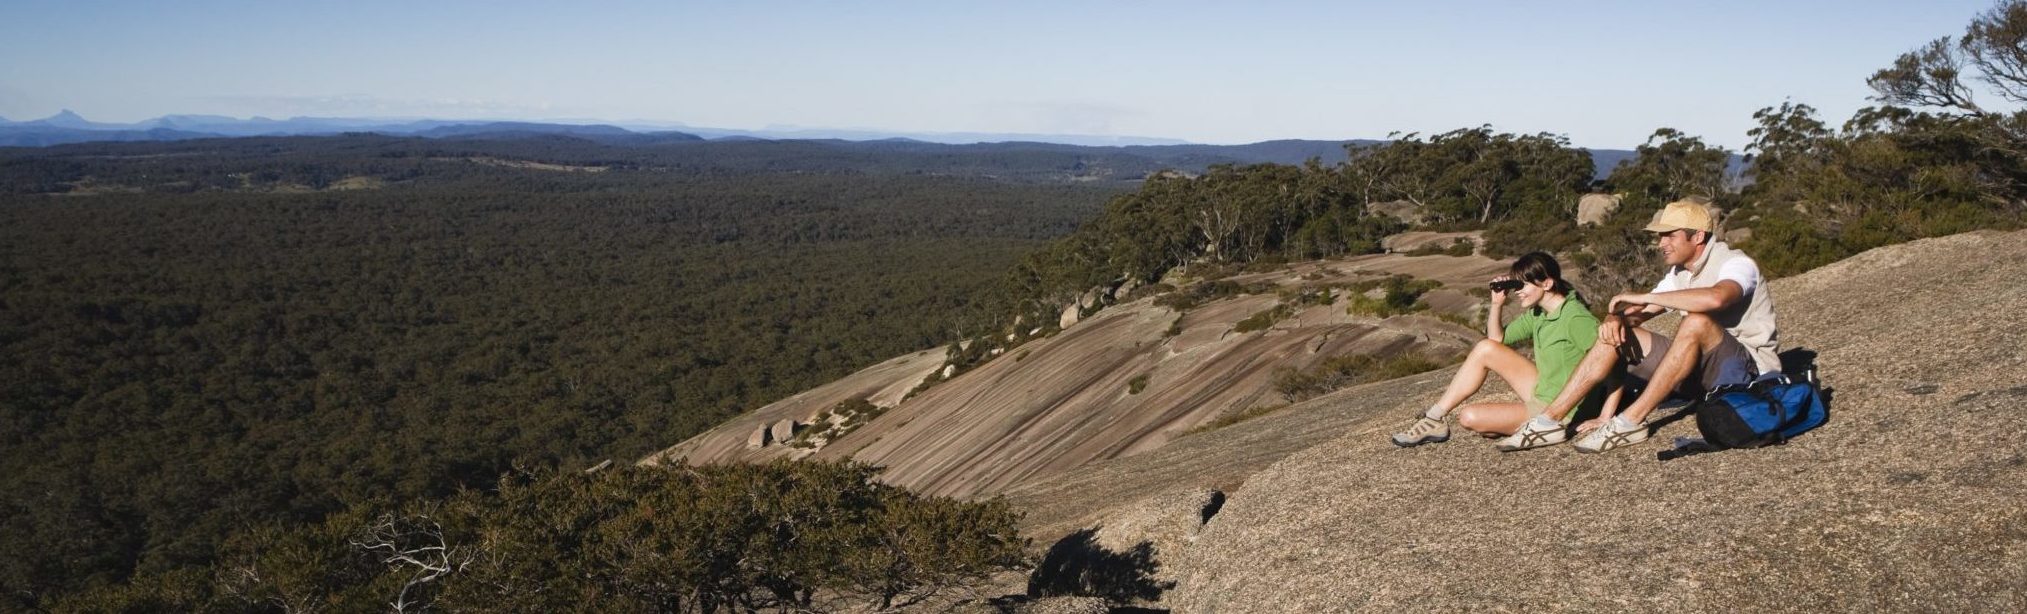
{"left": 1652, "top": 255, "right": 1761, "bottom": 297}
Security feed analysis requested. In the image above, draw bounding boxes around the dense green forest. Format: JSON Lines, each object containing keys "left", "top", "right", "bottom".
{"left": 9, "top": 4, "right": 2027, "bottom": 610}
{"left": 0, "top": 137, "right": 1121, "bottom": 609}
{"left": 982, "top": 41, "right": 2027, "bottom": 351}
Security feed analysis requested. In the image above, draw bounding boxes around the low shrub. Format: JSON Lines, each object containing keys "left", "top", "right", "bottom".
{"left": 1346, "top": 275, "right": 1442, "bottom": 318}
{"left": 1152, "top": 279, "right": 1258, "bottom": 312}
{"left": 1232, "top": 304, "right": 1293, "bottom": 333}
{"left": 1181, "top": 404, "right": 1292, "bottom": 436}
{"left": 1272, "top": 353, "right": 1452, "bottom": 403}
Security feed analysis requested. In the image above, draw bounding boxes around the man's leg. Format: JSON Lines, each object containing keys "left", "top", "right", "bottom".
{"left": 1540, "top": 327, "right": 1654, "bottom": 422}
{"left": 1571, "top": 314, "right": 1731, "bottom": 453}
{"left": 1616, "top": 313, "right": 1725, "bottom": 424}
{"left": 1498, "top": 327, "right": 1656, "bottom": 451}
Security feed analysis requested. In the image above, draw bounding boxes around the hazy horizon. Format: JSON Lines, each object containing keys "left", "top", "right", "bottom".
{"left": 0, "top": 0, "right": 1997, "bottom": 150}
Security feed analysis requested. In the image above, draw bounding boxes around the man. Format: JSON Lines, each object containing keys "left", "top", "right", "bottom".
{"left": 1496, "top": 198, "right": 1780, "bottom": 452}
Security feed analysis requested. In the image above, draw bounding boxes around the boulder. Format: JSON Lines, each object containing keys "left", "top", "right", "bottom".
{"left": 747, "top": 425, "right": 771, "bottom": 448}
{"left": 1078, "top": 287, "right": 1107, "bottom": 311}
{"left": 941, "top": 364, "right": 956, "bottom": 380}
{"left": 1380, "top": 230, "right": 1480, "bottom": 254}
{"left": 1365, "top": 200, "right": 1429, "bottom": 225}
{"left": 1060, "top": 303, "right": 1081, "bottom": 329}
{"left": 1575, "top": 193, "right": 1621, "bottom": 226}
{"left": 768, "top": 419, "right": 797, "bottom": 445}
{"left": 1112, "top": 278, "right": 1142, "bottom": 301}
{"left": 1726, "top": 227, "right": 1754, "bottom": 245}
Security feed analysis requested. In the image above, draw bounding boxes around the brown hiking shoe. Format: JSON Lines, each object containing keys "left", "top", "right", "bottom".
{"left": 1391, "top": 416, "right": 1450, "bottom": 447}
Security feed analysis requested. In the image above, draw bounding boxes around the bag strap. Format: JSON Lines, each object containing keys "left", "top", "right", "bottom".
{"left": 1657, "top": 438, "right": 1719, "bottom": 461}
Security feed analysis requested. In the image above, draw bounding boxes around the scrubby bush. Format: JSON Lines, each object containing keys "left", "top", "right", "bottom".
{"left": 69, "top": 462, "right": 1028, "bottom": 614}
{"left": 1232, "top": 304, "right": 1294, "bottom": 333}
{"left": 1152, "top": 279, "right": 1257, "bottom": 312}
{"left": 1272, "top": 354, "right": 1451, "bottom": 402}
{"left": 1405, "top": 238, "right": 1476, "bottom": 257}
{"left": 1181, "top": 404, "right": 1293, "bottom": 436}
{"left": 1345, "top": 275, "right": 1442, "bottom": 318}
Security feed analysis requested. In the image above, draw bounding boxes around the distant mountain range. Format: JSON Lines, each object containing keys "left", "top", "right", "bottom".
{"left": 0, "top": 110, "right": 1193, "bottom": 148}
{"left": 0, "top": 109, "right": 1680, "bottom": 178}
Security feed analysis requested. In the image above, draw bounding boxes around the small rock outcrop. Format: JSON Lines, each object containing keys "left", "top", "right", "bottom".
{"left": 1366, "top": 199, "right": 1429, "bottom": 225}
{"left": 1059, "top": 303, "right": 1081, "bottom": 329}
{"left": 746, "top": 425, "right": 771, "bottom": 448}
{"left": 1078, "top": 287, "right": 1106, "bottom": 311}
{"left": 1725, "top": 226, "right": 1754, "bottom": 244}
{"left": 1575, "top": 192, "right": 1621, "bottom": 226}
{"left": 1380, "top": 230, "right": 1481, "bottom": 254}
{"left": 1111, "top": 278, "right": 1142, "bottom": 301}
{"left": 767, "top": 419, "right": 798, "bottom": 445}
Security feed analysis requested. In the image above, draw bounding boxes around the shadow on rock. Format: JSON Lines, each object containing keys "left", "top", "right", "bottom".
{"left": 1027, "top": 528, "right": 1171, "bottom": 603}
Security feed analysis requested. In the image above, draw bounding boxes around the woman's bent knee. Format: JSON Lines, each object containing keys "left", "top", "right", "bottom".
{"left": 1472, "top": 337, "right": 1502, "bottom": 356}
{"left": 1456, "top": 407, "right": 1485, "bottom": 431}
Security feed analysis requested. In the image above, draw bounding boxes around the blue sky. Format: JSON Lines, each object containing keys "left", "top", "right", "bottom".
{"left": 0, "top": 0, "right": 1994, "bottom": 149}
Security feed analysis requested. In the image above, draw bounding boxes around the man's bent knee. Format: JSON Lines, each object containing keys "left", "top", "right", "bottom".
{"left": 1677, "top": 312, "right": 1723, "bottom": 342}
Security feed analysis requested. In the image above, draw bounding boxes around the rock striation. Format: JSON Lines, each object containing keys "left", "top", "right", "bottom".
{"left": 647, "top": 251, "right": 1511, "bottom": 499}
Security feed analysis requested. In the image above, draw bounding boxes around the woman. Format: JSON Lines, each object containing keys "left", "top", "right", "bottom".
{"left": 1391, "top": 252, "right": 1609, "bottom": 446}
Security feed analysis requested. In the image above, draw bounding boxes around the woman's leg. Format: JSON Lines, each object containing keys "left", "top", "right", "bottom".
{"left": 1456, "top": 402, "right": 1535, "bottom": 436}
{"left": 1430, "top": 338, "right": 1539, "bottom": 417}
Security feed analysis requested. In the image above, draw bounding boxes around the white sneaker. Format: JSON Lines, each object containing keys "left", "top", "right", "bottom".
{"left": 1575, "top": 417, "right": 1650, "bottom": 453}
{"left": 1495, "top": 417, "right": 1566, "bottom": 451}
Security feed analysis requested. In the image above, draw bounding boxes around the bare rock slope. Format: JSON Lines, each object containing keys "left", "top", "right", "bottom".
{"left": 1160, "top": 230, "right": 2027, "bottom": 611}
{"left": 645, "top": 253, "right": 1508, "bottom": 499}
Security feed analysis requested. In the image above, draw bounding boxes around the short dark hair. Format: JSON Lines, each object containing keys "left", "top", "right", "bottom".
{"left": 1509, "top": 251, "right": 1573, "bottom": 295}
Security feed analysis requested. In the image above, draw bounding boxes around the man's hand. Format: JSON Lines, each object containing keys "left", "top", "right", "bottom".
{"left": 1608, "top": 293, "right": 1651, "bottom": 316}
{"left": 1598, "top": 314, "right": 1626, "bottom": 347}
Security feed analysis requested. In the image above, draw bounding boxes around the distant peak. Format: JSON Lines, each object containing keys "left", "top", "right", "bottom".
{"left": 35, "top": 109, "right": 96, "bottom": 128}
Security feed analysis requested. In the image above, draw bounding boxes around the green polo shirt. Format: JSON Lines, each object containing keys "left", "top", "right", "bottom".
{"left": 1502, "top": 293, "right": 1602, "bottom": 415}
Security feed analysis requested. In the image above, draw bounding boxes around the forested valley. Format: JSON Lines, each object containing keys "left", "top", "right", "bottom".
{"left": 0, "top": 136, "right": 1123, "bottom": 610}
{"left": 7, "top": 5, "right": 2027, "bottom": 608}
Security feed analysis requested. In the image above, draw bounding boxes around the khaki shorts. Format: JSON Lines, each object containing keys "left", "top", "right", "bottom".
{"left": 1625, "top": 328, "right": 1758, "bottom": 397}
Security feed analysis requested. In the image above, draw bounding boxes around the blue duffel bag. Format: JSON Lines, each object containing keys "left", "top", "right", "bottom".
{"left": 1692, "top": 372, "right": 1828, "bottom": 450}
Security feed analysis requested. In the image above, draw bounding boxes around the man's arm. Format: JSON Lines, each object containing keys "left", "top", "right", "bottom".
{"left": 1612, "top": 280, "right": 1745, "bottom": 315}
{"left": 1597, "top": 303, "right": 1663, "bottom": 347}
